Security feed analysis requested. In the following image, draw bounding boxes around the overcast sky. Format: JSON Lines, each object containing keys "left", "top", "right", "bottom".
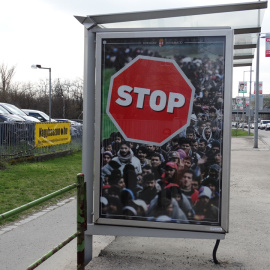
{"left": 0, "top": 0, "right": 269, "bottom": 97}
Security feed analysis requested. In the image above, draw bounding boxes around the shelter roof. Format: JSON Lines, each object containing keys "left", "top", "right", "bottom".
{"left": 75, "top": 1, "right": 268, "bottom": 67}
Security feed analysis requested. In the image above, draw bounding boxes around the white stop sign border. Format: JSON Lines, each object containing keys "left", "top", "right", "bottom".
{"left": 106, "top": 55, "right": 195, "bottom": 146}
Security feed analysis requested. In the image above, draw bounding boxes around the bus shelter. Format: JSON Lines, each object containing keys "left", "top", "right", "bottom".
{"left": 76, "top": 1, "right": 267, "bottom": 264}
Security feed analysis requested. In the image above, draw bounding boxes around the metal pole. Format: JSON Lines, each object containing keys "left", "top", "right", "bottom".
{"left": 254, "top": 35, "right": 260, "bottom": 148}
{"left": 242, "top": 72, "right": 244, "bottom": 128}
{"left": 82, "top": 26, "right": 96, "bottom": 264}
{"left": 248, "top": 67, "right": 252, "bottom": 135}
{"left": 49, "top": 68, "right": 52, "bottom": 122}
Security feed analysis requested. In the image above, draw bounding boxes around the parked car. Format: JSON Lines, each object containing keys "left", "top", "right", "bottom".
{"left": 22, "top": 109, "right": 56, "bottom": 122}
{"left": 265, "top": 123, "right": 270, "bottom": 130}
{"left": 0, "top": 106, "right": 25, "bottom": 122}
{"left": 0, "top": 103, "right": 40, "bottom": 122}
{"left": 259, "top": 120, "right": 270, "bottom": 130}
{"left": 54, "top": 119, "right": 83, "bottom": 136}
{"left": 0, "top": 106, "right": 28, "bottom": 143}
{"left": 250, "top": 123, "right": 255, "bottom": 129}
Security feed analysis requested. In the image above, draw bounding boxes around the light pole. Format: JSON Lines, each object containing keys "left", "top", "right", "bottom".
{"left": 31, "top": 64, "right": 52, "bottom": 122}
{"left": 244, "top": 69, "right": 254, "bottom": 134}
{"left": 254, "top": 33, "right": 269, "bottom": 148}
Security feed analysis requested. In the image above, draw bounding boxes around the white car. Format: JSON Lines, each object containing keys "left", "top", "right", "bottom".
{"left": 265, "top": 123, "right": 270, "bottom": 131}
{"left": 0, "top": 103, "right": 40, "bottom": 122}
{"left": 22, "top": 109, "right": 56, "bottom": 122}
{"left": 259, "top": 120, "right": 270, "bottom": 130}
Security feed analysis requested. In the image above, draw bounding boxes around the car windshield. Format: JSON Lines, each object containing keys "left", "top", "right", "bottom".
{"left": 3, "top": 104, "right": 27, "bottom": 116}
{"left": 38, "top": 111, "right": 50, "bottom": 120}
{"left": 0, "top": 106, "right": 10, "bottom": 115}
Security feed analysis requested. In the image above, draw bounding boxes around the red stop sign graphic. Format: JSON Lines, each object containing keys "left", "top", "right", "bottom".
{"left": 106, "top": 55, "right": 195, "bottom": 145}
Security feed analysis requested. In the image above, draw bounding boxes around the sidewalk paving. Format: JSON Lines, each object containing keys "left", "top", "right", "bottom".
{"left": 85, "top": 137, "right": 270, "bottom": 270}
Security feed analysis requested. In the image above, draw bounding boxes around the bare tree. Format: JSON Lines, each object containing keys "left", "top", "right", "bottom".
{"left": 0, "top": 64, "right": 16, "bottom": 101}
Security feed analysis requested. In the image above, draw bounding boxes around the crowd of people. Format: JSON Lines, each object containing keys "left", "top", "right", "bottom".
{"left": 100, "top": 45, "right": 224, "bottom": 225}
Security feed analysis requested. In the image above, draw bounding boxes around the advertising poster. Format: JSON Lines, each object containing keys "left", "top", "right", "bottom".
{"left": 232, "top": 99, "right": 237, "bottom": 111}
{"left": 254, "top": 81, "right": 263, "bottom": 94}
{"left": 251, "top": 94, "right": 264, "bottom": 110}
{"left": 96, "top": 32, "right": 230, "bottom": 232}
{"left": 266, "top": 36, "right": 270, "bottom": 57}
{"left": 238, "top": 81, "right": 247, "bottom": 93}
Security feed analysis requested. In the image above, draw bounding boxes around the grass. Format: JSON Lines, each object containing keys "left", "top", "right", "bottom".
{"left": 0, "top": 151, "right": 82, "bottom": 226}
{"left": 231, "top": 128, "right": 253, "bottom": 137}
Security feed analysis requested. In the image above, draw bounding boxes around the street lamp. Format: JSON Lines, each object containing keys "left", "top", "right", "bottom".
{"left": 31, "top": 64, "right": 52, "bottom": 122}
{"left": 254, "top": 33, "right": 268, "bottom": 148}
{"left": 244, "top": 69, "right": 254, "bottom": 135}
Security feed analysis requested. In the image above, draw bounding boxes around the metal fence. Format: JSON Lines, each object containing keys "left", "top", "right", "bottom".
{"left": 0, "top": 173, "right": 86, "bottom": 270}
{"left": 0, "top": 122, "right": 82, "bottom": 161}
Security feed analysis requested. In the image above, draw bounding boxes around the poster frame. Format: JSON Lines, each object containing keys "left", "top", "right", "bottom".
{"left": 91, "top": 27, "right": 233, "bottom": 236}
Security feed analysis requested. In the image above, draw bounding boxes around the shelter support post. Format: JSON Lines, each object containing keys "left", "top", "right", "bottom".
{"left": 82, "top": 26, "right": 96, "bottom": 265}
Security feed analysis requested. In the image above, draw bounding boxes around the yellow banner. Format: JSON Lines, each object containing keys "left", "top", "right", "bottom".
{"left": 35, "top": 122, "right": 71, "bottom": 148}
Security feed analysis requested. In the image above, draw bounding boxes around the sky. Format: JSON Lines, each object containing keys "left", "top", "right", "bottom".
{"left": 0, "top": 0, "right": 269, "bottom": 98}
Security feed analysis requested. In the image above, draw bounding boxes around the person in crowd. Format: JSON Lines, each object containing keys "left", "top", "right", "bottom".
{"left": 108, "top": 170, "right": 126, "bottom": 191}
{"left": 202, "top": 164, "right": 221, "bottom": 183}
{"left": 191, "top": 139, "right": 199, "bottom": 153}
{"left": 164, "top": 185, "right": 194, "bottom": 220}
{"left": 159, "top": 162, "right": 179, "bottom": 189}
{"left": 101, "top": 151, "right": 113, "bottom": 167}
{"left": 193, "top": 186, "right": 219, "bottom": 224}
{"left": 112, "top": 141, "right": 142, "bottom": 176}
{"left": 138, "top": 173, "right": 159, "bottom": 205}
{"left": 179, "top": 138, "right": 201, "bottom": 173}
{"left": 170, "top": 137, "right": 181, "bottom": 151}
{"left": 146, "top": 189, "right": 188, "bottom": 223}
{"left": 146, "top": 144, "right": 156, "bottom": 159}
{"left": 136, "top": 146, "right": 151, "bottom": 168}
{"left": 197, "top": 138, "right": 208, "bottom": 157}
{"left": 177, "top": 169, "right": 199, "bottom": 206}
{"left": 154, "top": 145, "right": 167, "bottom": 162}
{"left": 150, "top": 152, "right": 164, "bottom": 179}
{"left": 214, "top": 151, "right": 222, "bottom": 167}
{"left": 201, "top": 177, "right": 220, "bottom": 208}
{"left": 186, "top": 127, "right": 196, "bottom": 140}
{"left": 168, "top": 151, "right": 184, "bottom": 173}
{"left": 183, "top": 156, "right": 192, "bottom": 170}
{"left": 211, "top": 122, "right": 221, "bottom": 141}
{"left": 111, "top": 132, "right": 123, "bottom": 154}
{"left": 201, "top": 126, "right": 214, "bottom": 145}
{"left": 141, "top": 164, "right": 162, "bottom": 192}
{"left": 107, "top": 196, "right": 123, "bottom": 218}
{"left": 209, "top": 107, "right": 221, "bottom": 129}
